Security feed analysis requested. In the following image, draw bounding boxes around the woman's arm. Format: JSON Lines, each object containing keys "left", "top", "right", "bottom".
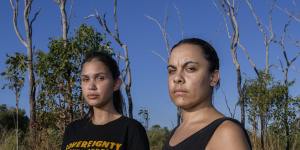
{"left": 206, "top": 120, "right": 251, "bottom": 150}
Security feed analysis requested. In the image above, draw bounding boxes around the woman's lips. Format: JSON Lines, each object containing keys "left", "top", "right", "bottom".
{"left": 87, "top": 94, "right": 99, "bottom": 99}
{"left": 174, "top": 89, "right": 188, "bottom": 96}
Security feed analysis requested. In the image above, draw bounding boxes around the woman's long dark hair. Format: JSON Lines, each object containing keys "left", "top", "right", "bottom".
{"left": 82, "top": 51, "right": 124, "bottom": 118}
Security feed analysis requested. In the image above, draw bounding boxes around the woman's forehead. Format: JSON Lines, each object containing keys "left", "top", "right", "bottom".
{"left": 169, "top": 44, "right": 207, "bottom": 64}
{"left": 82, "top": 60, "right": 109, "bottom": 72}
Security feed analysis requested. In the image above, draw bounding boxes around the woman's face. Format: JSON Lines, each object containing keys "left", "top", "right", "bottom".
{"left": 81, "top": 59, "right": 119, "bottom": 108}
{"left": 168, "top": 44, "right": 219, "bottom": 110}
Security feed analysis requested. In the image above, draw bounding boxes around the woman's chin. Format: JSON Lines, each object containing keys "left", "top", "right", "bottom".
{"left": 86, "top": 99, "right": 112, "bottom": 109}
{"left": 172, "top": 98, "right": 188, "bottom": 107}
{"left": 86, "top": 100, "right": 101, "bottom": 107}
{"left": 173, "top": 99, "right": 201, "bottom": 110}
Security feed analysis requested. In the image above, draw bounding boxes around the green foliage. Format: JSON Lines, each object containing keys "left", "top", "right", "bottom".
{"left": 244, "top": 71, "right": 300, "bottom": 149}
{"left": 244, "top": 71, "right": 287, "bottom": 122}
{"left": 147, "top": 125, "right": 170, "bottom": 150}
{"left": 0, "top": 128, "right": 62, "bottom": 150}
{"left": 30, "top": 128, "right": 62, "bottom": 150}
{"left": 72, "top": 24, "right": 113, "bottom": 54}
{"left": 0, "top": 105, "right": 62, "bottom": 150}
{"left": 246, "top": 73, "right": 278, "bottom": 110}
{"left": 0, "top": 129, "right": 27, "bottom": 150}
{"left": 0, "top": 104, "right": 29, "bottom": 133}
{"left": 1, "top": 52, "right": 27, "bottom": 97}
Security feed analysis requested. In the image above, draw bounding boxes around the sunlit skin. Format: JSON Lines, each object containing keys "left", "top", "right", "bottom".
{"left": 81, "top": 59, "right": 122, "bottom": 125}
{"left": 167, "top": 44, "right": 250, "bottom": 150}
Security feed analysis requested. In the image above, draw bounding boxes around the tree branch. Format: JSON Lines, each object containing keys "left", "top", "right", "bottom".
{"left": 173, "top": 3, "right": 184, "bottom": 39}
{"left": 9, "top": 0, "right": 27, "bottom": 47}
{"left": 276, "top": 5, "right": 300, "bottom": 23}
{"left": 151, "top": 51, "right": 167, "bottom": 63}
{"left": 145, "top": 15, "right": 170, "bottom": 54}
{"left": 222, "top": 88, "right": 236, "bottom": 118}
{"left": 30, "top": 8, "right": 41, "bottom": 29}
{"left": 245, "top": 0, "right": 276, "bottom": 74}
{"left": 245, "top": 0, "right": 267, "bottom": 38}
{"left": 113, "top": 0, "right": 120, "bottom": 39}
{"left": 238, "top": 42, "right": 259, "bottom": 76}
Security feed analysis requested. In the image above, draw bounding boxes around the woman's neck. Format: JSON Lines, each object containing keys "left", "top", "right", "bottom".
{"left": 181, "top": 101, "right": 223, "bottom": 125}
{"left": 91, "top": 103, "right": 121, "bottom": 125}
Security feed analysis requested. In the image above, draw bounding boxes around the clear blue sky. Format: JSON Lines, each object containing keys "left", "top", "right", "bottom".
{"left": 1, "top": 0, "right": 299, "bottom": 129}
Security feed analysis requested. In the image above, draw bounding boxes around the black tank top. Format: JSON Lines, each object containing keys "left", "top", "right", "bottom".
{"left": 162, "top": 117, "right": 252, "bottom": 150}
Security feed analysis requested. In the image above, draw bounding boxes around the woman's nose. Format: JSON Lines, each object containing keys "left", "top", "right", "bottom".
{"left": 173, "top": 72, "right": 185, "bottom": 84}
{"left": 88, "top": 81, "right": 97, "bottom": 90}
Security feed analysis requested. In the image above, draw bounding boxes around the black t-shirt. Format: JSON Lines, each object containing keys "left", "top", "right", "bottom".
{"left": 61, "top": 116, "right": 150, "bottom": 150}
{"left": 162, "top": 117, "right": 252, "bottom": 150}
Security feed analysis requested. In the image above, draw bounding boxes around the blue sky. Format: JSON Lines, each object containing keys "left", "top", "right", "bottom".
{"left": 1, "top": 0, "right": 299, "bottom": 129}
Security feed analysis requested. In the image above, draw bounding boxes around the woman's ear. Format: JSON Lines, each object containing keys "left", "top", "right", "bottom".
{"left": 113, "top": 78, "right": 122, "bottom": 91}
{"left": 210, "top": 70, "right": 220, "bottom": 87}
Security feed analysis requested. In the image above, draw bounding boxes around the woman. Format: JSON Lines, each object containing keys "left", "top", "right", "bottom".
{"left": 61, "top": 51, "right": 149, "bottom": 150}
{"left": 163, "top": 38, "right": 251, "bottom": 150}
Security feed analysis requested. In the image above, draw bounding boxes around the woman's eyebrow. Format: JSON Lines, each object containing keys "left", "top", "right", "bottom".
{"left": 182, "top": 61, "right": 198, "bottom": 68}
{"left": 167, "top": 61, "right": 199, "bottom": 69}
{"left": 81, "top": 72, "right": 107, "bottom": 77}
{"left": 80, "top": 75, "right": 88, "bottom": 78}
{"left": 167, "top": 65, "right": 176, "bottom": 69}
{"left": 183, "top": 61, "right": 198, "bottom": 65}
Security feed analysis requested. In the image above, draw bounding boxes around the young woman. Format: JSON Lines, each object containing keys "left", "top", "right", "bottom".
{"left": 163, "top": 38, "right": 252, "bottom": 150}
{"left": 61, "top": 51, "right": 149, "bottom": 150}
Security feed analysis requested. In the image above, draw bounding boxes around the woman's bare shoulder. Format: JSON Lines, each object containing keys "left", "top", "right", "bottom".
{"left": 206, "top": 120, "right": 251, "bottom": 150}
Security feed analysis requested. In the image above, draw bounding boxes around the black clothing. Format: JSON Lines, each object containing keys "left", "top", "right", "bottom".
{"left": 163, "top": 117, "right": 252, "bottom": 150}
{"left": 61, "top": 116, "right": 149, "bottom": 150}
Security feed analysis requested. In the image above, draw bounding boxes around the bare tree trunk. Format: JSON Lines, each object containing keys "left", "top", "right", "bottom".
{"left": 113, "top": 0, "right": 133, "bottom": 118}
{"left": 220, "top": 0, "right": 245, "bottom": 127}
{"left": 58, "top": 0, "right": 68, "bottom": 46}
{"left": 252, "top": 115, "right": 257, "bottom": 149}
{"left": 277, "top": 19, "right": 300, "bottom": 150}
{"left": 15, "top": 91, "right": 19, "bottom": 150}
{"left": 24, "top": 1, "right": 37, "bottom": 138}
{"left": 56, "top": 0, "right": 74, "bottom": 124}
{"left": 260, "top": 114, "right": 265, "bottom": 150}
{"left": 237, "top": 68, "right": 245, "bottom": 127}
{"left": 123, "top": 44, "right": 133, "bottom": 118}
{"left": 126, "top": 88, "right": 133, "bottom": 118}
{"left": 9, "top": 0, "right": 39, "bottom": 138}
{"left": 284, "top": 70, "right": 290, "bottom": 150}
{"left": 67, "top": 78, "right": 73, "bottom": 121}
{"left": 26, "top": 37, "right": 37, "bottom": 132}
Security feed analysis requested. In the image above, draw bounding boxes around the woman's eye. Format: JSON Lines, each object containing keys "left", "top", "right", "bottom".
{"left": 81, "top": 78, "right": 89, "bottom": 82}
{"left": 186, "top": 67, "right": 196, "bottom": 72}
{"left": 96, "top": 76, "right": 105, "bottom": 80}
{"left": 168, "top": 69, "right": 176, "bottom": 74}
